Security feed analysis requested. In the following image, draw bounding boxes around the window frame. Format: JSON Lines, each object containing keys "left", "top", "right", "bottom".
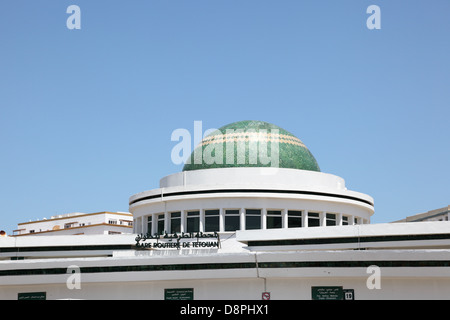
{"left": 266, "top": 210, "right": 282, "bottom": 229}
{"left": 224, "top": 209, "right": 240, "bottom": 232}
{"left": 245, "top": 209, "right": 261, "bottom": 230}
{"left": 287, "top": 210, "right": 302, "bottom": 228}
{"left": 204, "top": 209, "right": 220, "bottom": 232}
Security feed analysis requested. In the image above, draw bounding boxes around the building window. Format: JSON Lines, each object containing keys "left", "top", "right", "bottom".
{"left": 65, "top": 222, "right": 77, "bottom": 228}
{"left": 108, "top": 220, "right": 118, "bottom": 225}
{"left": 354, "top": 217, "right": 359, "bottom": 225}
{"left": 267, "top": 210, "right": 282, "bottom": 229}
{"left": 170, "top": 212, "right": 181, "bottom": 233}
{"left": 246, "top": 209, "right": 261, "bottom": 230}
{"left": 342, "top": 216, "right": 349, "bottom": 225}
{"left": 225, "top": 209, "right": 240, "bottom": 231}
{"left": 147, "top": 216, "right": 152, "bottom": 235}
{"left": 157, "top": 214, "right": 165, "bottom": 235}
{"left": 326, "top": 213, "right": 336, "bottom": 226}
{"left": 119, "top": 220, "right": 132, "bottom": 226}
{"left": 308, "top": 212, "right": 320, "bottom": 227}
{"left": 205, "top": 209, "right": 220, "bottom": 232}
{"left": 288, "top": 210, "right": 302, "bottom": 228}
{"left": 187, "top": 211, "right": 200, "bottom": 233}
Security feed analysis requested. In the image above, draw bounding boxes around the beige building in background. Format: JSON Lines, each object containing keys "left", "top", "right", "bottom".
{"left": 394, "top": 205, "right": 449, "bottom": 223}
{"left": 13, "top": 211, "right": 133, "bottom": 236}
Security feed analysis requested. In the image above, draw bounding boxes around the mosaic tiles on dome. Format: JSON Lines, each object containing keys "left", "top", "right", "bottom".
{"left": 182, "top": 120, "right": 320, "bottom": 172}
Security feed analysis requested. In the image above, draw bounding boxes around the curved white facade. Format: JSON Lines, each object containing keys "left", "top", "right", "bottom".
{"left": 130, "top": 168, "right": 374, "bottom": 235}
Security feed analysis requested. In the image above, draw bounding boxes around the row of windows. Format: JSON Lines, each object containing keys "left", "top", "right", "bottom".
{"left": 144, "top": 209, "right": 366, "bottom": 235}
{"left": 108, "top": 219, "right": 133, "bottom": 226}
{"left": 26, "top": 220, "right": 133, "bottom": 234}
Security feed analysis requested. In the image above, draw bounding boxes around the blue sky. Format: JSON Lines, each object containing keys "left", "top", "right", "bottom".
{"left": 0, "top": 0, "right": 449, "bottom": 234}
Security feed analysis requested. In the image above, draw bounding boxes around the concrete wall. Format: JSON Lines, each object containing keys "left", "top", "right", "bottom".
{"left": 2, "top": 276, "right": 450, "bottom": 300}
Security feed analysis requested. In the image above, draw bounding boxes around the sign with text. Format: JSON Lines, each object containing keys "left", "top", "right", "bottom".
{"left": 18, "top": 292, "right": 46, "bottom": 300}
{"left": 311, "top": 286, "right": 343, "bottom": 300}
{"left": 165, "top": 288, "right": 194, "bottom": 300}
{"left": 135, "top": 232, "right": 220, "bottom": 250}
{"left": 343, "top": 289, "right": 355, "bottom": 300}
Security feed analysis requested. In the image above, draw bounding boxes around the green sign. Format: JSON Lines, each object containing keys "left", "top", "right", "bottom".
{"left": 311, "top": 286, "right": 343, "bottom": 300}
{"left": 165, "top": 288, "right": 194, "bottom": 300}
{"left": 18, "top": 292, "right": 46, "bottom": 300}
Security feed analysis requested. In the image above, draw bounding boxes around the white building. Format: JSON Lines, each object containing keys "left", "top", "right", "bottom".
{"left": 13, "top": 211, "right": 133, "bottom": 236}
{"left": 131, "top": 167, "right": 373, "bottom": 236}
{"left": 0, "top": 120, "right": 449, "bottom": 300}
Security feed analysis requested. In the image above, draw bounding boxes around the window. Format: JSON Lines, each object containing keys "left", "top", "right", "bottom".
{"left": 246, "top": 209, "right": 261, "bottom": 230}
{"left": 147, "top": 216, "right": 152, "bottom": 235}
{"left": 65, "top": 222, "right": 77, "bottom": 228}
{"left": 170, "top": 212, "right": 181, "bottom": 233}
{"left": 225, "top": 209, "right": 240, "bottom": 231}
{"left": 186, "top": 211, "right": 200, "bottom": 233}
{"left": 308, "top": 212, "right": 320, "bottom": 227}
{"left": 267, "top": 210, "right": 282, "bottom": 229}
{"left": 157, "top": 214, "right": 165, "bottom": 235}
{"left": 326, "top": 213, "right": 336, "bottom": 226}
{"left": 205, "top": 209, "right": 220, "bottom": 232}
{"left": 288, "top": 210, "right": 302, "bottom": 228}
{"left": 108, "top": 220, "right": 117, "bottom": 225}
{"left": 119, "top": 220, "right": 132, "bottom": 226}
{"left": 342, "top": 216, "right": 349, "bottom": 225}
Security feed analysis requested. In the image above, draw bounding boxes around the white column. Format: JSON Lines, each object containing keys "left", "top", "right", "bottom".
{"left": 136, "top": 217, "right": 142, "bottom": 233}
{"left": 320, "top": 211, "right": 326, "bottom": 227}
{"left": 144, "top": 216, "right": 149, "bottom": 234}
{"left": 262, "top": 208, "right": 267, "bottom": 230}
{"left": 282, "top": 209, "right": 288, "bottom": 228}
{"left": 200, "top": 209, "right": 205, "bottom": 232}
{"left": 147, "top": 214, "right": 156, "bottom": 235}
{"left": 303, "top": 210, "right": 308, "bottom": 228}
{"left": 240, "top": 208, "right": 245, "bottom": 230}
{"left": 164, "top": 211, "right": 169, "bottom": 234}
{"left": 181, "top": 210, "right": 186, "bottom": 233}
{"left": 219, "top": 208, "right": 224, "bottom": 232}
{"left": 336, "top": 213, "right": 343, "bottom": 226}
{"left": 348, "top": 215, "right": 355, "bottom": 225}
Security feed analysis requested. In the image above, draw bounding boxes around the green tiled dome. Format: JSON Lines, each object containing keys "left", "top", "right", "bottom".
{"left": 182, "top": 120, "right": 320, "bottom": 172}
